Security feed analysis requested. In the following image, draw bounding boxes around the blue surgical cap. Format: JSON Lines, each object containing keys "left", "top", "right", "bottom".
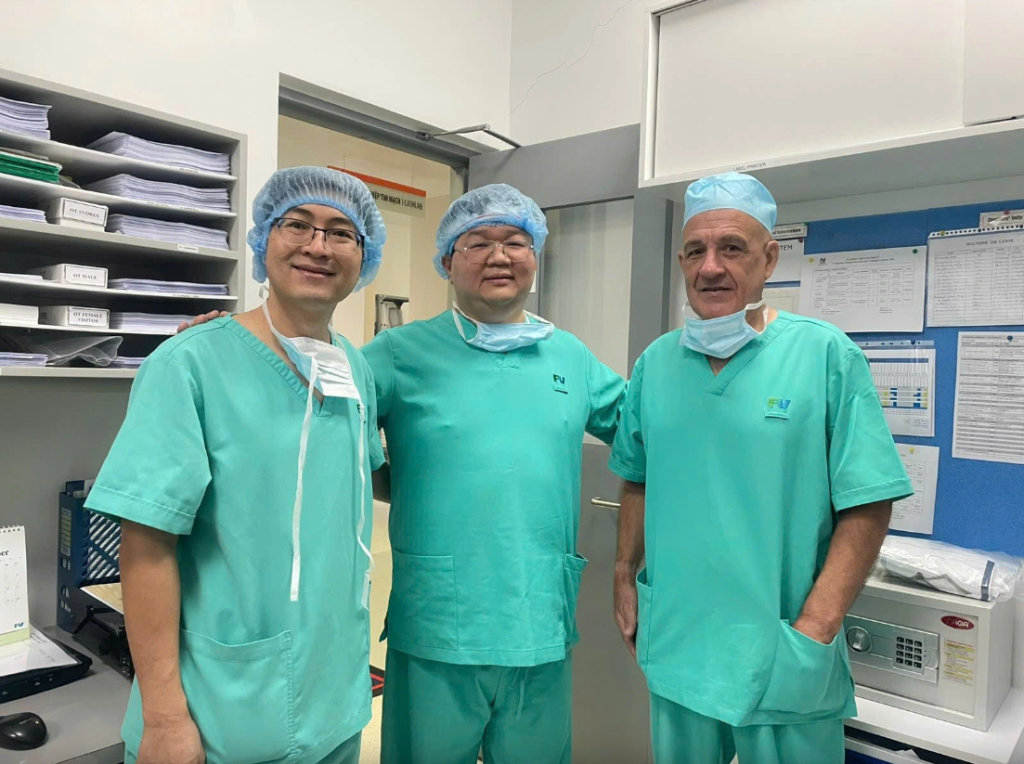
{"left": 433, "top": 183, "right": 548, "bottom": 278}
{"left": 248, "top": 166, "right": 387, "bottom": 290}
{"left": 682, "top": 172, "right": 777, "bottom": 234}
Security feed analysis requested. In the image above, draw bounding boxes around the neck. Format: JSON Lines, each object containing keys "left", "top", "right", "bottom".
{"left": 746, "top": 303, "right": 768, "bottom": 332}
{"left": 457, "top": 297, "right": 527, "bottom": 324}
{"left": 266, "top": 291, "right": 333, "bottom": 342}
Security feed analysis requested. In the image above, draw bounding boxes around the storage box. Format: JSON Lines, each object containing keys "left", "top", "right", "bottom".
{"left": 38, "top": 305, "right": 110, "bottom": 329}
{"left": 0, "top": 302, "right": 39, "bottom": 325}
{"left": 28, "top": 263, "right": 108, "bottom": 288}
{"left": 47, "top": 198, "right": 108, "bottom": 230}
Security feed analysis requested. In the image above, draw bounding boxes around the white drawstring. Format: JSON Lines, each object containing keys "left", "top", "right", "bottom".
{"left": 355, "top": 402, "right": 373, "bottom": 609}
{"left": 290, "top": 356, "right": 318, "bottom": 602}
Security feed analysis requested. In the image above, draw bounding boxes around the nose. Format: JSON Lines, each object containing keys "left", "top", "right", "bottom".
{"left": 486, "top": 243, "right": 513, "bottom": 265}
{"left": 698, "top": 246, "right": 727, "bottom": 278}
{"left": 302, "top": 229, "right": 331, "bottom": 256}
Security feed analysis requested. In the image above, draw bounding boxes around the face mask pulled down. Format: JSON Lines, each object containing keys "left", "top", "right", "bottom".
{"left": 680, "top": 300, "right": 768, "bottom": 359}
{"left": 452, "top": 306, "right": 554, "bottom": 352}
{"left": 261, "top": 302, "right": 373, "bottom": 609}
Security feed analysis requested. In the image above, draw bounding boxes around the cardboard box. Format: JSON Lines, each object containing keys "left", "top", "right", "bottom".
{"left": 38, "top": 305, "right": 110, "bottom": 329}
{"left": 28, "top": 264, "right": 108, "bottom": 288}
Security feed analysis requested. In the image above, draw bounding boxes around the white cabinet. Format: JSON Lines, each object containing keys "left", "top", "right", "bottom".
{"left": 645, "top": 0, "right": 968, "bottom": 184}
{"left": 963, "top": 0, "right": 1024, "bottom": 125}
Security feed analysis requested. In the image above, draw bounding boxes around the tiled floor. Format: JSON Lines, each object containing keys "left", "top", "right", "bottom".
{"left": 362, "top": 500, "right": 392, "bottom": 764}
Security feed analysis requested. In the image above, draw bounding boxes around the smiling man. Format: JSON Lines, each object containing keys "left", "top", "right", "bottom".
{"left": 88, "top": 167, "right": 387, "bottom": 764}
{"left": 363, "top": 184, "right": 625, "bottom": 764}
{"left": 609, "top": 172, "right": 912, "bottom": 764}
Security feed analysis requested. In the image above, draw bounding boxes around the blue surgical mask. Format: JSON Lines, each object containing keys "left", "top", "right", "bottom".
{"left": 452, "top": 305, "right": 554, "bottom": 352}
{"left": 680, "top": 300, "right": 767, "bottom": 359}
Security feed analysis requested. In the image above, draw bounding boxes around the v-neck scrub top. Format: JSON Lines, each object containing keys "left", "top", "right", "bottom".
{"left": 609, "top": 312, "right": 912, "bottom": 727}
{"left": 87, "top": 317, "right": 385, "bottom": 764}
{"left": 362, "top": 311, "right": 625, "bottom": 667}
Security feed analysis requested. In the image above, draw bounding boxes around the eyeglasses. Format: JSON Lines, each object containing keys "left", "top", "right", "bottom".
{"left": 452, "top": 239, "right": 535, "bottom": 264}
{"left": 273, "top": 217, "right": 364, "bottom": 255}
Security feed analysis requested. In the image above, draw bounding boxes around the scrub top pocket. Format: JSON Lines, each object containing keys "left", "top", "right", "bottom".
{"left": 563, "top": 553, "right": 589, "bottom": 643}
{"left": 387, "top": 551, "right": 459, "bottom": 650}
{"left": 756, "top": 619, "right": 849, "bottom": 719}
{"left": 635, "top": 568, "right": 654, "bottom": 672}
{"left": 179, "top": 629, "right": 295, "bottom": 764}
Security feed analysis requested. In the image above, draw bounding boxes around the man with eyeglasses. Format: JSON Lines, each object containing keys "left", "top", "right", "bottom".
{"left": 365, "top": 184, "right": 625, "bottom": 764}
{"left": 96, "top": 167, "right": 388, "bottom": 764}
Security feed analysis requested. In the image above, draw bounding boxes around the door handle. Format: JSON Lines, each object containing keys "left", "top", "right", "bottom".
{"left": 590, "top": 498, "right": 621, "bottom": 509}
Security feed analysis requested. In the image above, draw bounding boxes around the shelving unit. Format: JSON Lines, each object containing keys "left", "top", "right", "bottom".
{"left": 0, "top": 67, "right": 246, "bottom": 379}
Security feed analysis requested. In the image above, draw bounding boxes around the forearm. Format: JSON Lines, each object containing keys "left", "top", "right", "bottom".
{"left": 615, "top": 480, "right": 646, "bottom": 578}
{"left": 371, "top": 464, "right": 391, "bottom": 503}
{"left": 120, "top": 520, "right": 189, "bottom": 723}
{"left": 798, "top": 501, "right": 892, "bottom": 639}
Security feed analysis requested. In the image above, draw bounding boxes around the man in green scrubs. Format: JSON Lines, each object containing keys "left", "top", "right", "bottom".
{"left": 87, "top": 167, "right": 387, "bottom": 764}
{"left": 364, "top": 184, "right": 625, "bottom": 764}
{"left": 610, "top": 172, "right": 913, "bottom": 764}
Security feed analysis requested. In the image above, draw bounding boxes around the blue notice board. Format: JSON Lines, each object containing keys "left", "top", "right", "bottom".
{"left": 799, "top": 200, "right": 1023, "bottom": 555}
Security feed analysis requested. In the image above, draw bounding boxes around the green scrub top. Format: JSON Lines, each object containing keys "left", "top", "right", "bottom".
{"left": 609, "top": 312, "right": 913, "bottom": 727}
{"left": 362, "top": 311, "right": 624, "bottom": 667}
{"left": 86, "top": 317, "right": 384, "bottom": 764}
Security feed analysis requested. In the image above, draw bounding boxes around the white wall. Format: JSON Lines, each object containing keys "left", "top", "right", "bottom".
{"left": 509, "top": 0, "right": 645, "bottom": 145}
{"left": 0, "top": 0, "right": 512, "bottom": 310}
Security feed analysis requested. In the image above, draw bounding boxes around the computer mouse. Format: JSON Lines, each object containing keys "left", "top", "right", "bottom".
{"left": 0, "top": 712, "right": 48, "bottom": 750}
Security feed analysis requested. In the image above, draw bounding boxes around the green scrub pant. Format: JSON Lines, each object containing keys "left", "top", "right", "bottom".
{"left": 124, "top": 731, "right": 360, "bottom": 764}
{"left": 650, "top": 693, "right": 845, "bottom": 764}
{"left": 381, "top": 648, "right": 573, "bottom": 764}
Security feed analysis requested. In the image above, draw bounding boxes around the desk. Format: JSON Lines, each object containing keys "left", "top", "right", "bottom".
{"left": 848, "top": 690, "right": 1024, "bottom": 764}
{"left": 3, "top": 627, "right": 128, "bottom": 764}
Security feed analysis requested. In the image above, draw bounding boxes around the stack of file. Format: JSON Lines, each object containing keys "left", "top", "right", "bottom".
{"left": 0, "top": 95, "right": 51, "bottom": 139}
{"left": 110, "top": 356, "right": 145, "bottom": 369}
{"left": 110, "top": 312, "right": 194, "bottom": 333}
{"left": 88, "top": 132, "right": 230, "bottom": 175}
{"left": 0, "top": 204, "right": 46, "bottom": 223}
{"left": 0, "top": 352, "right": 47, "bottom": 367}
{"left": 108, "top": 278, "right": 228, "bottom": 296}
{"left": 0, "top": 150, "right": 61, "bottom": 183}
{"left": 107, "top": 214, "right": 229, "bottom": 250}
{"left": 86, "top": 174, "right": 230, "bottom": 212}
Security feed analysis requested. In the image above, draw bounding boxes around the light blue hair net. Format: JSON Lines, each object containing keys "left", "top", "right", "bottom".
{"left": 433, "top": 183, "right": 548, "bottom": 279}
{"left": 683, "top": 172, "right": 777, "bottom": 234}
{"left": 247, "top": 166, "right": 387, "bottom": 290}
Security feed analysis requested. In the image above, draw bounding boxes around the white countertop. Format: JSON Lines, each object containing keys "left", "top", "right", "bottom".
{"left": 848, "top": 690, "right": 1024, "bottom": 764}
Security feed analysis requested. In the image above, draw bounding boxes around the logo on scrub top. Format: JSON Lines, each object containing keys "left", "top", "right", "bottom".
{"left": 765, "top": 397, "right": 791, "bottom": 419}
{"left": 552, "top": 374, "right": 568, "bottom": 394}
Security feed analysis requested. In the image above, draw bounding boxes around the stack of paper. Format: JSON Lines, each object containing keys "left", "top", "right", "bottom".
{"left": 0, "top": 150, "right": 61, "bottom": 183}
{"left": 0, "top": 272, "right": 43, "bottom": 283}
{"left": 110, "top": 356, "right": 145, "bottom": 369}
{"left": 0, "top": 203, "right": 46, "bottom": 223}
{"left": 86, "top": 174, "right": 230, "bottom": 212}
{"left": 88, "top": 132, "right": 230, "bottom": 175}
{"left": 0, "top": 302, "right": 39, "bottom": 325}
{"left": 0, "top": 352, "right": 47, "bottom": 367}
{"left": 110, "top": 312, "right": 194, "bottom": 333}
{"left": 0, "top": 95, "right": 52, "bottom": 139}
{"left": 108, "top": 278, "right": 228, "bottom": 296}
{"left": 107, "top": 214, "right": 229, "bottom": 250}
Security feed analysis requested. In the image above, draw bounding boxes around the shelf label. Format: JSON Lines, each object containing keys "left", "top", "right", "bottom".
{"left": 67, "top": 307, "right": 109, "bottom": 327}
{"left": 772, "top": 223, "right": 807, "bottom": 240}
{"left": 176, "top": 244, "right": 200, "bottom": 253}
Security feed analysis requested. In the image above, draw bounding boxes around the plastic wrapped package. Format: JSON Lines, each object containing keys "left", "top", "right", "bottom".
{"left": 879, "top": 537, "right": 1024, "bottom": 602}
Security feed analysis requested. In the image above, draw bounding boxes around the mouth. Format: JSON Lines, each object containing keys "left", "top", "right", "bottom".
{"left": 293, "top": 263, "right": 335, "bottom": 278}
{"left": 699, "top": 286, "right": 732, "bottom": 295}
{"left": 484, "top": 274, "right": 515, "bottom": 284}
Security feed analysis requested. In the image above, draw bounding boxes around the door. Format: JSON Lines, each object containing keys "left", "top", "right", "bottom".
{"left": 469, "top": 125, "right": 673, "bottom": 764}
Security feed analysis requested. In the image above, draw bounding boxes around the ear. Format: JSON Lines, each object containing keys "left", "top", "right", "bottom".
{"left": 764, "top": 239, "right": 780, "bottom": 281}
{"left": 442, "top": 255, "right": 454, "bottom": 279}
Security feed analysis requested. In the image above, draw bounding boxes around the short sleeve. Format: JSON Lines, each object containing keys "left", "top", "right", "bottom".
{"left": 827, "top": 348, "right": 914, "bottom": 511}
{"left": 85, "top": 354, "right": 211, "bottom": 535}
{"left": 584, "top": 347, "right": 626, "bottom": 445}
{"left": 609, "top": 355, "right": 647, "bottom": 483}
{"left": 362, "top": 361, "right": 386, "bottom": 471}
{"left": 360, "top": 331, "right": 396, "bottom": 425}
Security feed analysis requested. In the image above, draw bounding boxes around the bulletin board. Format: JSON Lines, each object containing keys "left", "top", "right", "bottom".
{"left": 795, "top": 200, "right": 1024, "bottom": 555}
